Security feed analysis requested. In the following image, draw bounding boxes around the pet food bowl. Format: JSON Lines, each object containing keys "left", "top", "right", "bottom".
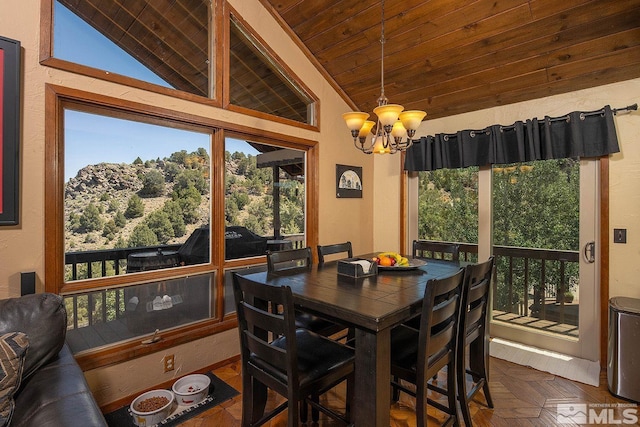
{"left": 172, "top": 374, "right": 211, "bottom": 406}
{"left": 129, "top": 389, "right": 174, "bottom": 426}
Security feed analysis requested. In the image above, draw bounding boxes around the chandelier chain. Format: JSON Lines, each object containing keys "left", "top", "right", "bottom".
{"left": 379, "top": 0, "right": 386, "bottom": 103}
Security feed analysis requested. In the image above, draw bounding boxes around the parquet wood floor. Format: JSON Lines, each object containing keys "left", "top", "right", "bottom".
{"left": 180, "top": 357, "right": 635, "bottom": 426}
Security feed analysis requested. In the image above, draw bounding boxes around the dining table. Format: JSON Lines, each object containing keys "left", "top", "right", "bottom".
{"left": 239, "top": 253, "right": 464, "bottom": 427}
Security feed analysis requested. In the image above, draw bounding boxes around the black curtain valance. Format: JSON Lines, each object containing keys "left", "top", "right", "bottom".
{"left": 404, "top": 105, "right": 621, "bottom": 172}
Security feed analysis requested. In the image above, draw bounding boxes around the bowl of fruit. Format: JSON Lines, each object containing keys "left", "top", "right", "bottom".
{"left": 372, "top": 252, "right": 426, "bottom": 270}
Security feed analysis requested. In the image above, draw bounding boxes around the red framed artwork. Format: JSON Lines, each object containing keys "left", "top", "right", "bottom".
{"left": 0, "top": 36, "right": 20, "bottom": 225}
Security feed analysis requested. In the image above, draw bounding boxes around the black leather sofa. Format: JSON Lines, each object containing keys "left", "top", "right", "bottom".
{"left": 0, "top": 293, "right": 107, "bottom": 427}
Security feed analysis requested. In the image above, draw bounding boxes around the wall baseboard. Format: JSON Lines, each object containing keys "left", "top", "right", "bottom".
{"left": 490, "top": 338, "right": 600, "bottom": 387}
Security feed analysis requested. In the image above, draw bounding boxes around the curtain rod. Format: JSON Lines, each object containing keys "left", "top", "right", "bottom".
{"left": 613, "top": 103, "right": 637, "bottom": 115}
{"left": 440, "top": 104, "right": 637, "bottom": 136}
{"left": 496, "top": 103, "right": 638, "bottom": 131}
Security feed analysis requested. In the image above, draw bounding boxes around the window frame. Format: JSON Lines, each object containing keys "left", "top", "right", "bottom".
{"left": 224, "top": 4, "right": 320, "bottom": 130}
{"left": 40, "top": 0, "right": 224, "bottom": 107}
{"left": 44, "top": 83, "right": 319, "bottom": 369}
{"left": 40, "top": 0, "right": 319, "bottom": 132}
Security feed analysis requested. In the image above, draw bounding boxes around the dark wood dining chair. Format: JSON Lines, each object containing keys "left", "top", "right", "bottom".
{"left": 267, "top": 247, "right": 348, "bottom": 339}
{"left": 232, "top": 273, "right": 354, "bottom": 426}
{"left": 457, "top": 256, "right": 495, "bottom": 427}
{"left": 413, "top": 240, "right": 460, "bottom": 261}
{"left": 266, "top": 247, "right": 313, "bottom": 272}
{"left": 390, "top": 268, "right": 465, "bottom": 427}
{"left": 316, "top": 242, "right": 355, "bottom": 343}
{"left": 317, "top": 241, "right": 353, "bottom": 264}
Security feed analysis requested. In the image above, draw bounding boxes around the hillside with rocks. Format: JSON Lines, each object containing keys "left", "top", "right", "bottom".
{"left": 64, "top": 149, "right": 305, "bottom": 257}
{"left": 64, "top": 154, "right": 211, "bottom": 253}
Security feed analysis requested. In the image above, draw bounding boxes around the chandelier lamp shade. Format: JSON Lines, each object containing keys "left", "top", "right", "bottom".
{"left": 342, "top": 0, "right": 427, "bottom": 154}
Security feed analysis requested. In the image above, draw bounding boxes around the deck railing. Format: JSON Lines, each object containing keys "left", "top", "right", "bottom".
{"left": 63, "top": 234, "right": 304, "bottom": 332}
{"left": 63, "top": 239, "right": 579, "bottom": 336}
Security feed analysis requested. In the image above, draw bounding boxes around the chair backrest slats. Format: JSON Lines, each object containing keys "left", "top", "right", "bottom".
{"left": 317, "top": 242, "right": 353, "bottom": 264}
{"left": 267, "top": 247, "right": 313, "bottom": 273}
{"left": 430, "top": 296, "right": 459, "bottom": 327}
{"left": 233, "top": 273, "right": 298, "bottom": 382}
{"left": 417, "top": 268, "right": 465, "bottom": 374}
{"left": 461, "top": 257, "right": 495, "bottom": 343}
{"left": 413, "top": 240, "right": 460, "bottom": 261}
{"left": 427, "top": 321, "right": 456, "bottom": 357}
{"left": 245, "top": 331, "right": 288, "bottom": 370}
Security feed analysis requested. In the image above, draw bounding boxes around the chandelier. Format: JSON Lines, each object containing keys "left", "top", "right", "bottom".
{"left": 342, "top": 0, "right": 426, "bottom": 154}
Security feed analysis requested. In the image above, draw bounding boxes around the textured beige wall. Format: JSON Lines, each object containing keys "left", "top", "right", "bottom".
{"left": 415, "top": 78, "right": 640, "bottom": 300}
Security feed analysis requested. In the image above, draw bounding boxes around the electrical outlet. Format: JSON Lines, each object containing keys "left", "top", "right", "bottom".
{"left": 163, "top": 354, "right": 175, "bottom": 372}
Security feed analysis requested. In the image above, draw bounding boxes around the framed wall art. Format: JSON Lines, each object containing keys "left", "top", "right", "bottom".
{"left": 336, "top": 164, "right": 362, "bottom": 198}
{"left": 0, "top": 36, "right": 20, "bottom": 225}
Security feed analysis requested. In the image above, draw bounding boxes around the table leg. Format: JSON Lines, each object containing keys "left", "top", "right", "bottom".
{"left": 354, "top": 327, "right": 391, "bottom": 427}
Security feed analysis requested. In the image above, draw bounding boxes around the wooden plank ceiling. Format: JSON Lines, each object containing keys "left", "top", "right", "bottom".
{"left": 263, "top": 0, "right": 640, "bottom": 119}
{"left": 59, "top": 0, "right": 640, "bottom": 122}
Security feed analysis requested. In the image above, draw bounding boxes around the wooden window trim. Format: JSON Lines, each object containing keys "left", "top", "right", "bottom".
{"left": 45, "top": 83, "right": 319, "bottom": 369}
{"left": 224, "top": 3, "right": 320, "bottom": 131}
{"left": 39, "top": 0, "right": 225, "bottom": 116}
{"left": 40, "top": 0, "right": 319, "bottom": 133}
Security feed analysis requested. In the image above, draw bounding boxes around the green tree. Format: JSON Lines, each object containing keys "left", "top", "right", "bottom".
{"left": 139, "top": 169, "right": 166, "bottom": 197}
{"left": 128, "top": 223, "right": 159, "bottom": 247}
{"left": 417, "top": 167, "right": 478, "bottom": 243}
{"left": 164, "top": 161, "right": 181, "bottom": 182}
{"left": 114, "top": 210, "right": 127, "bottom": 228}
{"left": 107, "top": 198, "right": 119, "bottom": 213}
{"left": 102, "top": 219, "right": 118, "bottom": 239}
{"left": 161, "top": 200, "right": 186, "bottom": 238}
{"left": 225, "top": 198, "right": 239, "bottom": 224}
{"left": 145, "top": 210, "right": 175, "bottom": 244}
{"left": 174, "top": 169, "right": 208, "bottom": 195}
{"left": 169, "top": 150, "right": 188, "bottom": 165}
{"left": 78, "top": 203, "right": 104, "bottom": 232}
{"left": 231, "top": 191, "right": 249, "bottom": 210}
{"left": 172, "top": 184, "right": 202, "bottom": 224}
{"left": 124, "top": 194, "right": 144, "bottom": 218}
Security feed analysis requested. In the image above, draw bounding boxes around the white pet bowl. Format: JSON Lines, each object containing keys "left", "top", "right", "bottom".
{"left": 172, "top": 374, "right": 211, "bottom": 406}
{"left": 129, "top": 389, "right": 174, "bottom": 426}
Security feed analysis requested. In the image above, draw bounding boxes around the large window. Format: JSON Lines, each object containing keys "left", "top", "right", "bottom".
{"left": 43, "top": 0, "right": 320, "bottom": 365}
{"left": 63, "top": 110, "right": 212, "bottom": 282}
{"left": 228, "top": 14, "right": 316, "bottom": 126}
{"left": 51, "top": 100, "right": 217, "bottom": 356}
{"left": 45, "top": 1, "right": 318, "bottom": 128}
{"left": 45, "top": 85, "right": 318, "bottom": 365}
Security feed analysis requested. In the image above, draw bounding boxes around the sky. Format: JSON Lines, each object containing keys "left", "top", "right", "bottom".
{"left": 55, "top": 2, "right": 258, "bottom": 182}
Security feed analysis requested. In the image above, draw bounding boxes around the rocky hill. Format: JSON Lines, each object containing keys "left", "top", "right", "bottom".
{"left": 65, "top": 158, "right": 210, "bottom": 253}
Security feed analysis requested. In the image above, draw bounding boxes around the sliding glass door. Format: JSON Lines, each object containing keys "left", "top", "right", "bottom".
{"left": 490, "top": 159, "right": 599, "bottom": 361}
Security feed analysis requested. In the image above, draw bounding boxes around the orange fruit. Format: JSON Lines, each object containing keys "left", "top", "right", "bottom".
{"left": 379, "top": 256, "right": 393, "bottom": 267}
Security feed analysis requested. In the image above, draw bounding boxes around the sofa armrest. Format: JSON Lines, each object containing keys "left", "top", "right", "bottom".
{"left": 12, "top": 345, "right": 107, "bottom": 427}
{"left": 0, "top": 293, "right": 66, "bottom": 380}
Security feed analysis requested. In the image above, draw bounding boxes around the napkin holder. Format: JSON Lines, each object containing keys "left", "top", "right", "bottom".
{"left": 337, "top": 258, "right": 378, "bottom": 278}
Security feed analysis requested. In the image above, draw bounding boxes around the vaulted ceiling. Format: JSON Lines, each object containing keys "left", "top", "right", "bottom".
{"left": 262, "top": 0, "right": 640, "bottom": 120}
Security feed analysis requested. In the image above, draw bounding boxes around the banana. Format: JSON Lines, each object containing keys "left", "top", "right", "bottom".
{"left": 377, "top": 252, "right": 410, "bottom": 266}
